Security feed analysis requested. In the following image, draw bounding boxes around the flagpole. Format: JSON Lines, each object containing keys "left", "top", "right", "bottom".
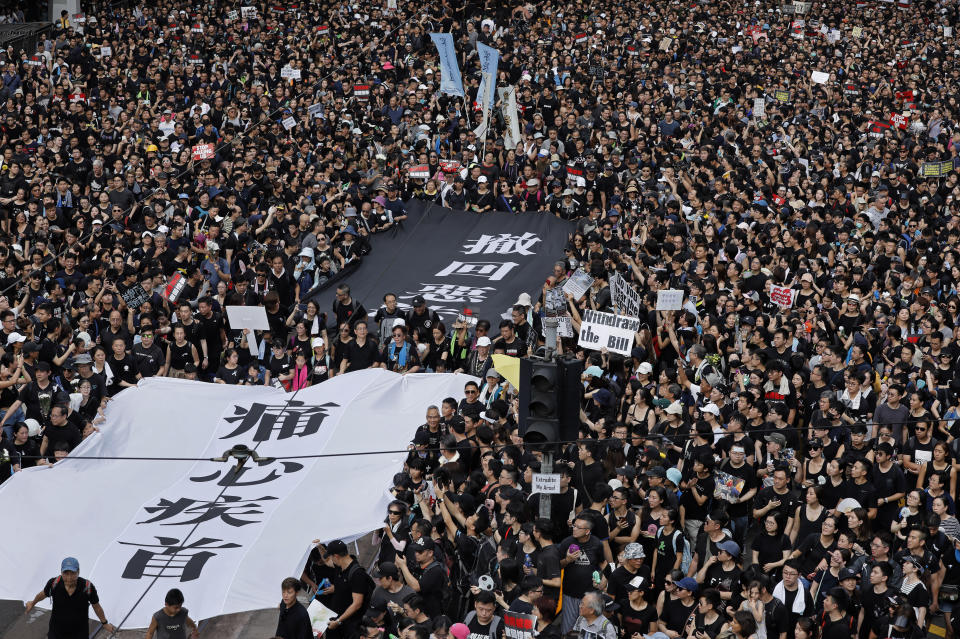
{"left": 463, "top": 94, "right": 471, "bottom": 128}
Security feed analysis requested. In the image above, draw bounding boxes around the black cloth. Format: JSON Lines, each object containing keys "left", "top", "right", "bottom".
{"left": 275, "top": 601, "right": 312, "bottom": 639}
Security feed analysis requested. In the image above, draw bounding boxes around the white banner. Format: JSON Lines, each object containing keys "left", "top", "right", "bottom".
{"left": 610, "top": 273, "right": 642, "bottom": 317}
{"left": 578, "top": 309, "right": 640, "bottom": 356}
{"left": 0, "top": 371, "right": 470, "bottom": 628}
{"left": 499, "top": 85, "right": 521, "bottom": 151}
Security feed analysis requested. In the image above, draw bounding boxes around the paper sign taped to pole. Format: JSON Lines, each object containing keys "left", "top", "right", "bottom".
{"left": 531, "top": 474, "right": 561, "bottom": 494}
{"left": 656, "top": 289, "right": 684, "bottom": 311}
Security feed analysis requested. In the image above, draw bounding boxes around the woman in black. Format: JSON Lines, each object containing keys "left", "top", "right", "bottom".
{"left": 310, "top": 339, "right": 332, "bottom": 384}
{"left": 288, "top": 320, "right": 313, "bottom": 359}
{"left": 752, "top": 513, "right": 791, "bottom": 580}
{"left": 265, "top": 340, "right": 293, "bottom": 390}
{"left": 165, "top": 325, "right": 199, "bottom": 379}
{"left": 792, "top": 485, "right": 828, "bottom": 546}
{"left": 659, "top": 576, "right": 697, "bottom": 638}
{"left": 3, "top": 422, "right": 38, "bottom": 476}
{"left": 686, "top": 589, "right": 728, "bottom": 639}
{"left": 799, "top": 440, "right": 828, "bottom": 489}
{"left": 423, "top": 324, "right": 450, "bottom": 372}
{"left": 214, "top": 348, "right": 243, "bottom": 384}
{"left": 621, "top": 576, "right": 658, "bottom": 637}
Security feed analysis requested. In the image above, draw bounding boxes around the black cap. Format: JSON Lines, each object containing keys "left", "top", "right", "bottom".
{"left": 412, "top": 295, "right": 426, "bottom": 306}
{"left": 35, "top": 360, "right": 51, "bottom": 371}
{"left": 325, "top": 540, "right": 349, "bottom": 556}
{"left": 375, "top": 562, "right": 400, "bottom": 579}
{"left": 839, "top": 567, "right": 860, "bottom": 581}
{"left": 414, "top": 537, "right": 436, "bottom": 552}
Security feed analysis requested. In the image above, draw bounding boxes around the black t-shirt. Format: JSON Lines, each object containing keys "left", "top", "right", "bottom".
{"left": 132, "top": 342, "right": 165, "bottom": 378}
{"left": 847, "top": 479, "right": 878, "bottom": 512}
{"left": 681, "top": 475, "right": 715, "bottom": 521}
{"left": 417, "top": 561, "right": 448, "bottom": 618}
{"left": 621, "top": 602, "right": 658, "bottom": 637}
{"left": 197, "top": 311, "right": 225, "bottom": 355}
{"left": 19, "top": 380, "right": 69, "bottom": 422}
{"left": 216, "top": 364, "right": 243, "bottom": 384}
{"left": 557, "top": 534, "right": 605, "bottom": 598}
{"left": 466, "top": 615, "right": 504, "bottom": 639}
{"left": 719, "top": 459, "right": 757, "bottom": 518}
{"left": 536, "top": 544, "right": 563, "bottom": 602}
{"left": 704, "top": 562, "right": 742, "bottom": 596}
{"left": 753, "top": 532, "right": 791, "bottom": 568}
{"left": 344, "top": 338, "right": 381, "bottom": 372}
{"left": 796, "top": 533, "right": 836, "bottom": 576}
{"left": 44, "top": 576, "right": 99, "bottom": 639}
{"left": 44, "top": 422, "right": 82, "bottom": 459}
{"left": 763, "top": 595, "right": 789, "bottom": 639}
{"left": 107, "top": 353, "right": 139, "bottom": 395}
{"left": 755, "top": 487, "right": 800, "bottom": 523}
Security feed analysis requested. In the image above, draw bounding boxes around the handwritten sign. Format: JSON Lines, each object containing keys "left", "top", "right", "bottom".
{"left": 578, "top": 310, "right": 641, "bottom": 357}
{"left": 769, "top": 285, "right": 796, "bottom": 308}
{"left": 282, "top": 116, "right": 297, "bottom": 130}
{"left": 656, "top": 289, "right": 684, "bottom": 311}
{"left": 562, "top": 269, "right": 594, "bottom": 300}
{"left": 280, "top": 66, "right": 301, "bottom": 80}
{"left": 192, "top": 144, "right": 215, "bottom": 161}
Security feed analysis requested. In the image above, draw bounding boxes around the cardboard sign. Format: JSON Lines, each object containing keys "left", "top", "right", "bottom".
{"left": 562, "top": 269, "right": 594, "bottom": 300}
{"left": 774, "top": 89, "right": 790, "bottom": 102}
{"left": 578, "top": 309, "right": 641, "bottom": 357}
{"left": 557, "top": 316, "right": 574, "bottom": 338}
{"left": 226, "top": 306, "right": 270, "bottom": 331}
{"left": 753, "top": 98, "right": 766, "bottom": 118}
{"left": 100, "top": 46, "right": 112, "bottom": 57}
{"left": 531, "top": 474, "right": 561, "bottom": 495}
{"left": 240, "top": 6, "right": 257, "bottom": 18}
{"left": 656, "top": 289, "right": 684, "bottom": 311}
{"left": 282, "top": 116, "right": 296, "bottom": 130}
{"left": 769, "top": 285, "right": 796, "bottom": 308}
{"left": 191, "top": 143, "right": 215, "bottom": 161}
{"left": 280, "top": 66, "right": 301, "bottom": 80}
{"left": 121, "top": 285, "right": 152, "bottom": 310}
{"left": 227, "top": 10, "right": 239, "bottom": 20}
{"left": 307, "top": 102, "right": 324, "bottom": 118}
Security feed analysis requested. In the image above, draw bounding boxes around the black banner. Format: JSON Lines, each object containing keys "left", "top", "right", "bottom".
{"left": 308, "top": 200, "right": 573, "bottom": 327}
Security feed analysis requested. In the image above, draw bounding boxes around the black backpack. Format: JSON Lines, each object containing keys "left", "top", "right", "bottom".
{"left": 345, "top": 561, "right": 376, "bottom": 616}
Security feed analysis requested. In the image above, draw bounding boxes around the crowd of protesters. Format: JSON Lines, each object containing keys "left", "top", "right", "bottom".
{"left": 1, "top": 0, "right": 960, "bottom": 639}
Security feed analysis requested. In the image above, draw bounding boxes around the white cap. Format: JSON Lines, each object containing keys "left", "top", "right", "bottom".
{"left": 702, "top": 403, "right": 721, "bottom": 416}
{"left": 76, "top": 331, "right": 93, "bottom": 346}
{"left": 477, "top": 175, "right": 488, "bottom": 183}
{"left": 638, "top": 362, "right": 653, "bottom": 374}
{"left": 6, "top": 332, "right": 25, "bottom": 345}
{"left": 515, "top": 292, "right": 532, "bottom": 307}
{"left": 476, "top": 336, "right": 492, "bottom": 347}
{"left": 299, "top": 247, "right": 314, "bottom": 258}
{"left": 311, "top": 337, "right": 325, "bottom": 349}
{"left": 392, "top": 318, "right": 406, "bottom": 328}
{"left": 665, "top": 401, "right": 683, "bottom": 415}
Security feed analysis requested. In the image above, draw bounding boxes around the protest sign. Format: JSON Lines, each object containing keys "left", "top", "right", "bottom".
{"left": 226, "top": 305, "right": 270, "bottom": 330}
{"left": 811, "top": 71, "right": 830, "bottom": 84}
{"left": 240, "top": 5, "right": 257, "bottom": 17}
{"left": 578, "top": 310, "right": 640, "bottom": 357}
{"left": 610, "top": 273, "right": 642, "bottom": 317}
{"left": 161, "top": 273, "right": 186, "bottom": 302}
{"left": 557, "top": 316, "right": 574, "bottom": 338}
{"left": 562, "top": 269, "right": 594, "bottom": 300}
{"left": 100, "top": 46, "right": 112, "bottom": 57}
{"left": 307, "top": 102, "right": 324, "bottom": 118}
{"left": 408, "top": 164, "right": 431, "bottom": 179}
{"left": 191, "top": 144, "right": 215, "bottom": 161}
{"left": 280, "top": 66, "right": 301, "bottom": 80}
{"left": 774, "top": 89, "right": 790, "bottom": 102}
{"left": 656, "top": 289, "right": 684, "bottom": 311}
{"left": 227, "top": 9, "right": 238, "bottom": 19}
{"left": 282, "top": 116, "right": 297, "bottom": 130}
{"left": 504, "top": 612, "right": 537, "bottom": 639}
{"left": 121, "top": 285, "right": 152, "bottom": 310}
{"left": 353, "top": 84, "right": 370, "bottom": 100}
{"left": 714, "top": 469, "right": 746, "bottom": 503}
{"left": 753, "top": 98, "right": 766, "bottom": 118}
{"left": 769, "top": 285, "right": 796, "bottom": 308}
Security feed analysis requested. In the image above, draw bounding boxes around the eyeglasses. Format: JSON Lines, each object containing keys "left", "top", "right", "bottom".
{"left": 665, "top": 580, "right": 675, "bottom": 585}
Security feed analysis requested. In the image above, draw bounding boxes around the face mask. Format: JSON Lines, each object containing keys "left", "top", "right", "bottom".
{"left": 551, "top": 162, "right": 560, "bottom": 169}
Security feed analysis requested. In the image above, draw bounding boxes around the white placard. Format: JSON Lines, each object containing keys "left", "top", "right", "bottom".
{"left": 656, "top": 289, "right": 684, "bottom": 311}
{"left": 308, "top": 599, "right": 337, "bottom": 635}
{"left": 307, "top": 102, "right": 324, "bottom": 118}
{"left": 280, "top": 66, "right": 301, "bottom": 80}
{"left": 562, "top": 269, "right": 594, "bottom": 300}
{"left": 532, "top": 473, "right": 562, "bottom": 494}
{"left": 945, "top": 26, "right": 954, "bottom": 37}
{"left": 227, "top": 10, "right": 238, "bottom": 20}
{"left": 753, "top": 98, "right": 766, "bottom": 118}
{"left": 282, "top": 116, "right": 297, "bottom": 130}
{"left": 578, "top": 309, "right": 641, "bottom": 357}
{"left": 240, "top": 5, "right": 257, "bottom": 18}
{"left": 100, "top": 46, "right": 112, "bottom": 57}
{"left": 811, "top": 71, "right": 830, "bottom": 84}
{"left": 557, "top": 316, "right": 574, "bottom": 338}
{"left": 226, "top": 305, "right": 270, "bottom": 330}
{"left": 769, "top": 285, "right": 796, "bottom": 308}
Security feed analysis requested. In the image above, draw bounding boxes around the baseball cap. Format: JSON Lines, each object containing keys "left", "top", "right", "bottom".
{"left": 451, "top": 624, "right": 470, "bottom": 639}
{"left": 717, "top": 540, "right": 740, "bottom": 556}
{"left": 666, "top": 468, "right": 682, "bottom": 485}
{"left": 647, "top": 466, "right": 667, "bottom": 478}
{"left": 638, "top": 362, "right": 653, "bottom": 374}
{"left": 6, "top": 332, "right": 25, "bottom": 345}
{"left": 701, "top": 403, "right": 721, "bottom": 416}
{"left": 675, "top": 577, "right": 698, "bottom": 592}
{"left": 311, "top": 337, "right": 325, "bottom": 349}
{"left": 61, "top": 557, "right": 80, "bottom": 572}
{"left": 839, "top": 567, "right": 860, "bottom": 581}
{"left": 412, "top": 295, "right": 426, "bottom": 306}
{"left": 414, "top": 537, "right": 436, "bottom": 552}
{"left": 615, "top": 466, "right": 637, "bottom": 479}
{"left": 665, "top": 401, "right": 683, "bottom": 415}
{"left": 584, "top": 365, "right": 604, "bottom": 377}
{"left": 325, "top": 540, "right": 349, "bottom": 556}
{"left": 593, "top": 388, "right": 612, "bottom": 406}
{"left": 623, "top": 543, "right": 646, "bottom": 560}
{"left": 476, "top": 336, "right": 492, "bottom": 347}
{"left": 764, "top": 433, "right": 787, "bottom": 447}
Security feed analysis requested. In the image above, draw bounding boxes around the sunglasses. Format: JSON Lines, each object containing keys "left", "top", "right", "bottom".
{"left": 388, "top": 510, "right": 403, "bottom": 515}
{"left": 465, "top": 390, "right": 477, "bottom": 395}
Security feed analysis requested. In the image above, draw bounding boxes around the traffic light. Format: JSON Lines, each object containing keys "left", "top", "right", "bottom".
{"left": 518, "top": 356, "right": 584, "bottom": 448}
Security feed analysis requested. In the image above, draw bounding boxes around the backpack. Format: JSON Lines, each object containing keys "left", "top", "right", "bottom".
{"left": 345, "top": 562, "right": 376, "bottom": 616}
{"left": 656, "top": 528, "right": 692, "bottom": 574}
{"left": 464, "top": 611, "right": 503, "bottom": 639}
